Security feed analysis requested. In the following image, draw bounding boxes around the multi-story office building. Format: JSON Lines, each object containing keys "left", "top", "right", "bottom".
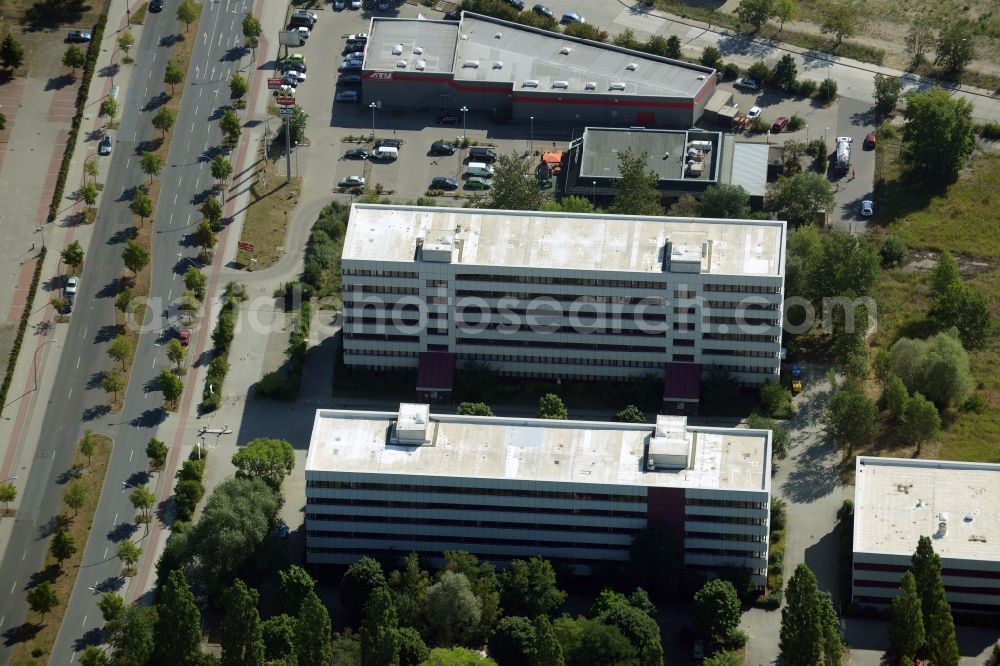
{"left": 853, "top": 457, "right": 1000, "bottom": 613}
{"left": 305, "top": 403, "right": 772, "bottom": 586}
{"left": 341, "top": 205, "right": 786, "bottom": 408}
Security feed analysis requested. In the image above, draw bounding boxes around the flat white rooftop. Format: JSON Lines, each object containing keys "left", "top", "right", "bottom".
{"left": 855, "top": 457, "right": 1000, "bottom": 561}
{"left": 305, "top": 405, "right": 771, "bottom": 492}
{"left": 342, "top": 204, "right": 786, "bottom": 277}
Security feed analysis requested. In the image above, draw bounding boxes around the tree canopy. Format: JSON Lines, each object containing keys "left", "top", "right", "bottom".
{"left": 154, "top": 569, "right": 202, "bottom": 664}
{"left": 780, "top": 564, "right": 841, "bottom": 666}
{"left": 537, "top": 393, "right": 568, "bottom": 420}
{"left": 483, "top": 153, "right": 542, "bottom": 211}
{"left": 426, "top": 571, "right": 482, "bottom": 646}
{"left": 889, "top": 331, "right": 972, "bottom": 407}
{"left": 608, "top": 148, "right": 665, "bottom": 217}
{"left": 296, "top": 591, "right": 334, "bottom": 666}
{"left": 766, "top": 173, "right": 834, "bottom": 227}
{"left": 691, "top": 579, "right": 741, "bottom": 641}
{"left": 696, "top": 184, "right": 752, "bottom": 219}
{"left": 499, "top": 557, "right": 567, "bottom": 618}
{"left": 341, "top": 556, "right": 388, "bottom": 628}
{"left": 889, "top": 571, "right": 924, "bottom": 660}
{"left": 901, "top": 87, "right": 975, "bottom": 181}
{"left": 221, "top": 579, "right": 265, "bottom": 666}
{"left": 231, "top": 438, "right": 295, "bottom": 489}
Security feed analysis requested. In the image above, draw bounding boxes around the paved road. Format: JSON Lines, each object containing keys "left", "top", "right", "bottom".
{"left": 46, "top": 1, "right": 252, "bottom": 661}
{"left": 0, "top": 8, "right": 179, "bottom": 662}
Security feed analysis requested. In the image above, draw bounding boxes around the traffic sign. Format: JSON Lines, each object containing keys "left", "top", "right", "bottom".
{"left": 278, "top": 110, "right": 294, "bottom": 119}
{"left": 267, "top": 77, "right": 283, "bottom": 90}
{"left": 275, "top": 96, "right": 296, "bottom": 106}
{"left": 238, "top": 241, "right": 255, "bottom": 253}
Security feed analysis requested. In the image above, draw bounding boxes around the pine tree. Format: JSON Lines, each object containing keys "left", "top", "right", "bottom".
{"left": 818, "top": 591, "right": 842, "bottom": 666}
{"left": 910, "top": 536, "right": 959, "bottom": 666}
{"left": 296, "top": 591, "right": 333, "bottom": 666}
{"left": 154, "top": 569, "right": 202, "bottom": 664}
{"left": 531, "top": 615, "right": 564, "bottom": 666}
{"left": 360, "top": 587, "right": 401, "bottom": 666}
{"left": 221, "top": 579, "right": 265, "bottom": 666}
{"left": 910, "top": 535, "right": 941, "bottom": 627}
{"left": 779, "top": 564, "right": 824, "bottom": 666}
{"left": 889, "top": 572, "right": 924, "bottom": 659}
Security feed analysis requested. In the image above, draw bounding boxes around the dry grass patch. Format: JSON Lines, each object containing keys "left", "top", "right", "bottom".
{"left": 130, "top": 1, "right": 149, "bottom": 25}
{"left": 235, "top": 172, "right": 302, "bottom": 269}
{"left": 10, "top": 433, "right": 113, "bottom": 665}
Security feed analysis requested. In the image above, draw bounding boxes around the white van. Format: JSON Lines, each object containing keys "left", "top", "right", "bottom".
{"left": 466, "top": 162, "right": 494, "bottom": 178}
{"left": 373, "top": 146, "right": 398, "bottom": 161}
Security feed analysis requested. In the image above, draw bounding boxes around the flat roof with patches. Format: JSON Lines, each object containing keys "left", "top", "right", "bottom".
{"left": 342, "top": 204, "right": 786, "bottom": 278}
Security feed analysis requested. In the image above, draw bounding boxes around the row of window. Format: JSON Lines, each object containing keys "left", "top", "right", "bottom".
{"left": 306, "top": 546, "right": 625, "bottom": 567}
{"left": 306, "top": 513, "right": 639, "bottom": 536}
{"left": 704, "top": 301, "right": 780, "bottom": 311}
{"left": 453, "top": 290, "right": 656, "bottom": 305}
{"left": 350, "top": 285, "right": 420, "bottom": 295}
{"left": 705, "top": 316, "right": 779, "bottom": 326}
{"left": 704, "top": 284, "right": 781, "bottom": 294}
{"left": 454, "top": 353, "right": 660, "bottom": 369}
{"left": 455, "top": 273, "right": 665, "bottom": 290}
{"left": 703, "top": 349, "right": 779, "bottom": 359}
{"left": 454, "top": 337, "right": 665, "bottom": 354}
{"left": 687, "top": 498, "right": 769, "bottom": 510}
{"left": 307, "top": 481, "right": 646, "bottom": 503}
{"left": 344, "top": 269, "right": 420, "bottom": 279}
{"left": 686, "top": 531, "right": 766, "bottom": 543}
{"left": 307, "top": 529, "right": 629, "bottom": 551}
{"left": 710, "top": 364, "right": 780, "bottom": 375}
{"left": 704, "top": 332, "right": 778, "bottom": 343}
{"left": 306, "top": 496, "right": 647, "bottom": 518}
{"left": 686, "top": 547, "right": 767, "bottom": 559}
{"left": 344, "top": 333, "right": 419, "bottom": 343}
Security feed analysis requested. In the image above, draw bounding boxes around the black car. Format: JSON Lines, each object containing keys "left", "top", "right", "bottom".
{"left": 436, "top": 114, "right": 460, "bottom": 126}
{"left": 149, "top": 0, "right": 163, "bottom": 11}
{"left": 339, "top": 63, "right": 362, "bottom": 74}
{"left": 431, "top": 177, "right": 459, "bottom": 190}
{"left": 337, "top": 74, "right": 362, "bottom": 87}
{"left": 281, "top": 61, "right": 307, "bottom": 73}
{"left": 375, "top": 138, "right": 401, "bottom": 150}
{"left": 443, "top": 9, "right": 461, "bottom": 20}
{"left": 507, "top": 0, "right": 524, "bottom": 9}
{"left": 431, "top": 140, "right": 456, "bottom": 156}
{"left": 345, "top": 148, "right": 370, "bottom": 160}
{"left": 532, "top": 4, "right": 553, "bottom": 18}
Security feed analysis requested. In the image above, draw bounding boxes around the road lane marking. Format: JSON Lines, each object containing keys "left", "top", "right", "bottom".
{"left": 126, "top": 158, "right": 130, "bottom": 169}
{"left": 82, "top": 615, "right": 87, "bottom": 627}
{"left": 191, "top": 122, "right": 195, "bottom": 133}
{"left": 104, "top": 546, "right": 108, "bottom": 559}
{"left": 152, "top": 51, "right": 156, "bottom": 63}
{"left": 0, "top": 616, "right": 4, "bottom": 628}
{"left": 113, "top": 513, "right": 118, "bottom": 524}
{"left": 76, "top": 356, "right": 81, "bottom": 369}
{"left": 169, "top": 213, "right": 173, "bottom": 225}
{"left": 173, "top": 194, "right": 177, "bottom": 205}
{"left": 22, "top": 548, "right": 27, "bottom": 560}
{"left": 133, "top": 130, "right": 138, "bottom": 141}
{"left": 9, "top": 581, "right": 15, "bottom": 593}
{"left": 148, "top": 70, "right": 152, "bottom": 80}
{"left": 83, "top": 327, "right": 87, "bottom": 337}
{"left": 68, "top": 388, "right": 73, "bottom": 399}
{"left": 129, "top": 449, "right": 134, "bottom": 462}
{"left": 168, "top": 289, "right": 172, "bottom": 301}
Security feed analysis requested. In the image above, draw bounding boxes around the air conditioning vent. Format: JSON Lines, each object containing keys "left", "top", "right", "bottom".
{"left": 522, "top": 79, "right": 539, "bottom": 88}
{"left": 463, "top": 60, "right": 479, "bottom": 68}
{"left": 493, "top": 61, "right": 503, "bottom": 69}
{"left": 396, "top": 60, "right": 408, "bottom": 68}
{"left": 415, "top": 59, "right": 426, "bottom": 70}
{"left": 626, "top": 62, "right": 638, "bottom": 71}
{"left": 609, "top": 82, "right": 626, "bottom": 91}
{"left": 413, "top": 46, "right": 424, "bottom": 55}
{"left": 494, "top": 31, "right": 502, "bottom": 38}
{"left": 559, "top": 46, "right": 572, "bottom": 55}
{"left": 552, "top": 80, "right": 569, "bottom": 89}
{"left": 391, "top": 44, "right": 403, "bottom": 55}
{"left": 584, "top": 81, "right": 596, "bottom": 90}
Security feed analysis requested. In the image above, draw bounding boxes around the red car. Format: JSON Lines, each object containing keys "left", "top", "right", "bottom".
{"left": 771, "top": 117, "right": 789, "bottom": 133}
{"left": 178, "top": 329, "right": 191, "bottom": 347}
{"left": 864, "top": 131, "right": 876, "bottom": 149}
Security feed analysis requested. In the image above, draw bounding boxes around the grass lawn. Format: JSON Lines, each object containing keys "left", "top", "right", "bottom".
{"left": 11, "top": 433, "right": 113, "bottom": 664}
{"left": 871, "top": 137, "right": 1000, "bottom": 463}
{"left": 236, "top": 173, "right": 302, "bottom": 269}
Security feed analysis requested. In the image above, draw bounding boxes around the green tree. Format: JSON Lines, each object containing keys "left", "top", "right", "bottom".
{"left": 184, "top": 265, "right": 207, "bottom": 299}
{"left": 692, "top": 579, "right": 742, "bottom": 641}
{"left": 129, "top": 189, "right": 153, "bottom": 225}
{"left": 746, "top": 413, "right": 790, "bottom": 460}
{"left": 425, "top": 571, "right": 482, "bottom": 646}
{"left": 220, "top": 108, "right": 242, "bottom": 146}
{"left": 532, "top": 615, "right": 564, "bottom": 666}
{"left": 489, "top": 616, "right": 536, "bottom": 666}
{"left": 772, "top": 54, "right": 798, "bottom": 90}
{"left": 221, "top": 579, "right": 265, "bottom": 666}
{"left": 926, "top": 600, "right": 960, "bottom": 666}
{"left": 165, "top": 58, "right": 184, "bottom": 93}
{"left": 929, "top": 250, "right": 960, "bottom": 296}
{"left": 780, "top": 564, "right": 831, "bottom": 666}
{"left": 483, "top": 153, "right": 541, "bottom": 211}
{"left": 159, "top": 368, "right": 184, "bottom": 406}
{"left": 737, "top": 0, "right": 775, "bottom": 30}
{"left": 117, "top": 30, "right": 135, "bottom": 59}
{"left": 107, "top": 605, "right": 157, "bottom": 665}
{"left": 211, "top": 154, "right": 233, "bottom": 189}
{"left": 79, "top": 645, "right": 106, "bottom": 666}
{"left": 341, "top": 556, "right": 387, "bottom": 627}
{"left": 901, "top": 87, "right": 976, "bottom": 181}
{"left": 242, "top": 12, "right": 262, "bottom": 55}
{"left": 107, "top": 334, "right": 132, "bottom": 369}
{"left": 419, "top": 648, "right": 497, "bottom": 666}
{"left": 820, "top": 0, "right": 860, "bottom": 46}
{"left": 747, "top": 60, "right": 772, "bottom": 85}
{"left": 773, "top": 0, "right": 798, "bottom": 29}
{"left": 885, "top": 374, "right": 909, "bottom": 420}
{"left": 608, "top": 148, "right": 664, "bottom": 217}
{"left": 823, "top": 383, "right": 878, "bottom": 452}
{"left": 700, "top": 45, "right": 723, "bottom": 69}
{"left": 280, "top": 104, "right": 309, "bottom": 145}
{"left": 899, "top": 392, "right": 941, "bottom": 449}
{"left": 200, "top": 195, "right": 223, "bottom": 230}
{"left": 232, "top": 437, "right": 295, "bottom": 490}
{"left": 760, "top": 383, "right": 794, "bottom": 418}
{"left": 140, "top": 151, "right": 163, "bottom": 182}
{"left": 84, "top": 157, "right": 99, "bottom": 184}
{"left": 79, "top": 430, "right": 97, "bottom": 465}
{"left": 101, "top": 96, "right": 117, "bottom": 121}
{"left": 296, "top": 590, "right": 334, "bottom": 666}
{"left": 388, "top": 553, "right": 430, "bottom": 632}
{"left": 62, "top": 240, "right": 85, "bottom": 272}
{"left": 98, "top": 592, "right": 125, "bottom": 623}
{"left": 457, "top": 402, "right": 494, "bottom": 416}
{"left": 146, "top": 437, "right": 168, "bottom": 469}
{"left": 807, "top": 231, "right": 880, "bottom": 301}
{"left": 0, "top": 481, "right": 15, "bottom": 514}
{"left": 152, "top": 107, "right": 175, "bottom": 138}
{"left": 155, "top": 569, "right": 202, "bottom": 663}
{"left": 101, "top": 370, "right": 124, "bottom": 403}
{"left": 399, "top": 627, "right": 429, "bottom": 666}
{"left": 62, "top": 44, "right": 85, "bottom": 75}
{"left": 27, "top": 582, "right": 58, "bottom": 622}
{"left": 873, "top": 73, "right": 903, "bottom": 115}
{"left": 889, "top": 332, "right": 973, "bottom": 407}
{"left": 1, "top": 34, "right": 26, "bottom": 72}
{"left": 499, "top": 557, "right": 566, "bottom": 618}
{"left": 880, "top": 234, "right": 907, "bottom": 267}
{"left": 64, "top": 480, "right": 87, "bottom": 516}
{"left": 261, "top": 614, "right": 296, "bottom": 662}
{"left": 599, "top": 604, "right": 663, "bottom": 666}
{"left": 79, "top": 181, "right": 98, "bottom": 209}
{"left": 905, "top": 18, "right": 934, "bottom": 64}
{"left": 537, "top": 393, "right": 568, "bottom": 420}
{"left": 766, "top": 172, "right": 834, "bottom": 227}
{"left": 194, "top": 220, "right": 217, "bottom": 252}
{"left": 229, "top": 71, "right": 249, "bottom": 100}
{"left": 277, "top": 564, "right": 316, "bottom": 616}
{"left": 704, "top": 651, "right": 743, "bottom": 666}
{"left": 361, "top": 587, "right": 401, "bottom": 666}
{"left": 553, "top": 616, "right": 638, "bottom": 666}
{"left": 929, "top": 281, "right": 992, "bottom": 350}
{"left": 176, "top": 0, "right": 200, "bottom": 32}
{"left": 166, "top": 338, "right": 188, "bottom": 371}
{"left": 911, "top": 535, "right": 941, "bottom": 626}
{"left": 117, "top": 539, "right": 140, "bottom": 572}
{"left": 697, "top": 183, "right": 751, "bottom": 219}
{"left": 888, "top": 571, "right": 924, "bottom": 660}
{"left": 129, "top": 484, "right": 156, "bottom": 522}
{"left": 590, "top": 588, "right": 628, "bottom": 618}
{"left": 442, "top": 551, "right": 502, "bottom": 644}
{"left": 911, "top": 537, "right": 959, "bottom": 666}
{"left": 614, "top": 405, "right": 645, "bottom": 423}
{"left": 50, "top": 529, "right": 77, "bottom": 566}
{"left": 935, "top": 21, "right": 976, "bottom": 76}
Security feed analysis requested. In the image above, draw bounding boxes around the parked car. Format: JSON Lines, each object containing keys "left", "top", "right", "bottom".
{"left": 178, "top": 328, "right": 191, "bottom": 347}
{"left": 149, "top": 0, "right": 163, "bottom": 11}
{"left": 338, "top": 176, "right": 365, "bottom": 188}
{"left": 338, "top": 63, "right": 362, "bottom": 73}
{"left": 283, "top": 53, "right": 305, "bottom": 65}
{"left": 436, "top": 114, "right": 460, "bottom": 125}
{"left": 561, "top": 11, "right": 585, "bottom": 23}
{"left": 65, "top": 276, "right": 79, "bottom": 296}
{"left": 860, "top": 200, "right": 873, "bottom": 217}
{"left": 431, "top": 177, "right": 459, "bottom": 190}
{"left": 507, "top": 0, "right": 524, "bottom": 9}
{"left": 292, "top": 26, "right": 310, "bottom": 39}
{"left": 532, "top": 4, "right": 553, "bottom": 18}
{"left": 342, "top": 48, "right": 365, "bottom": 59}
{"left": 468, "top": 146, "right": 497, "bottom": 163}
{"left": 465, "top": 177, "right": 491, "bottom": 190}
{"left": 377, "top": 0, "right": 390, "bottom": 10}
{"left": 347, "top": 33, "right": 369, "bottom": 43}
{"left": 292, "top": 9, "right": 318, "bottom": 22}
{"left": 345, "top": 148, "right": 370, "bottom": 160}
{"left": 337, "top": 74, "right": 362, "bottom": 87}
{"left": 734, "top": 77, "right": 761, "bottom": 91}
{"left": 443, "top": 9, "right": 461, "bottom": 20}
{"left": 747, "top": 105, "right": 761, "bottom": 119}
{"left": 283, "top": 71, "right": 306, "bottom": 84}
{"left": 375, "top": 138, "right": 401, "bottom": 149}
{"left": 67, "top": 30, "right": 92, "bottom": 42}
{"left": 98, "top": 134, "right": 113, "bottom": 155}
{"left": 431, "top": 140, "right": 456, "bottom": 155}
{"left": 281, "top": 61, "right": 307, "bottom": 74}
{"left": 334, "top": 0, "right": 346, "bottom": 8}
{"left": 771, "top": 116, "right": 789, "bottom": 133}
{"left": 335, "top": 90, "right": 359, "bottom": 103}
{"left": 864, "top": 131, "right": 876, "bottom": 149}
{"left": 350, "top": 0, "right": 361, "bottom": 8}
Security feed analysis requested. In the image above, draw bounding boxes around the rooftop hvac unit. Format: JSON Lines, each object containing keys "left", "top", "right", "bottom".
{"left": 560, "top": 46, "right": 572, "bottom": 55}
{"left": 626, "top": 62, "right": 638, "bottom": 71}
{"left": 609, "top": 82, "right": 626, "bottom": 91}
{"left": 552, "top": 80, "right": 569, "bottom": 89}
{"left": 392, "top": 44, "right": 403, "bottom": 55}
{"left": 494, "top": 31, "right": 502, "bottom": 38}
{"left": 522, "top": 80, "right": 539, "bottom": 88}
{"left": 463, "top": 60, "right": 479, "bottom": 68}
{"left": 939, "top": 512, "right": 949, "bottom": 536}
{"left": 415, "top": 60, "right": 426, "bottom": 70}
{"left": 396, "top": 60, "right": 408, "bottom": 68}
{"left": 493, "top": 61, "right": 503, "bottom": 69}
{"left": 584, "top": 82, "right": 596, "bottom": 90}
{"left": 413, "top": 46, "right": 424, "bottom": 55}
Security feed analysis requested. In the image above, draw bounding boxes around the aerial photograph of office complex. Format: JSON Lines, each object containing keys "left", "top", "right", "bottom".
{"left": 0, "top": 0, "right": 996, "bottom": 663}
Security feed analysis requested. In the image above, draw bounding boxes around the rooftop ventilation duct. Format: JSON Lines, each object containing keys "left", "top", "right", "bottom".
{"left": 609, "top": 82, "right": 626, "bottom": 91}
{"left": 584, "top": 81, "right": 596, "bottom": 90}
{"left": 560, "top": 46, "right": 572, "bottom": 55}
{"left": 552, "top": 80, "right": 569, "bottom": 89}
{"left": 493, "top": 61, "right": 503, "bottom": 69}
{"left": 522, "top": 80, "right": 539, "bottom": 88}
{"left": 394, "top": 403, "right": 431, "bottom": 445}
{"left": 396, "top": 60, "right": 408, "bottom": 68}
{"left": 415, "top": 59, "right": 426, "bottom": 70}
{"left": 413, "top": 46, "right": 424, "bottom": 55}
{"left": 463, "top": 60, "right": 479, "bottom": 68}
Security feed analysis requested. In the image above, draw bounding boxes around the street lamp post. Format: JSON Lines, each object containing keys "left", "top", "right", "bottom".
{"left": 369, "top": 102, "right": 377, "bottom": 143}
{"left": 806, "top": 124, "right": 810, "bottom": 142}
{"left": 529, "top": 116, "right": 534, "bottom": 155}
{"left": 460, "top": 106, "right": 468, "bottom": 142}
{"left": 592, "top": 180, "right": 597, "bottom": 207}
{"left": 824, "top": 126, "right": 829, "bottom": 150}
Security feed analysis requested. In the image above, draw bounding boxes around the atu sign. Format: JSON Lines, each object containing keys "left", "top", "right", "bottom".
{"left": 365, "top": 72, "right": 393, "bottom": 80}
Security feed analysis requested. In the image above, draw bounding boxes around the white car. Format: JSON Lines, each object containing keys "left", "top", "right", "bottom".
{"left": 338, "top": 176, "right": 365, "bottom": 188}
{"left": 747, "top": 105, "right": 761, "bottom": 119}
{"left": 350, "top": 0, "right": 361, "bottom": 8}
{"left": 347, "top": 33, "right": 368, "bottom": 42}
{"left": 65, "top": 276, "right": 79, "bottom": 296}
{"left": 294, "top": 26, "right": 310, "bottom": 39}
{"left": 334, "top": 0, "right": 345, "bottom": 7}
{"left": 283, "top": 70, "right": 306, "bottom": 83}
{"left": 860, "top": 200, "right": 873, "bottom": 217}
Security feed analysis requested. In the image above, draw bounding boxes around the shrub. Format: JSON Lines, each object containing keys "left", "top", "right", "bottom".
{"left": 771, "top": 497, "right": 787, "bottom": 530}
{"left": 837, "top": 499, "right": 855, "bottom": 521}
{"left": 880, "top": 235, "right": 907, "bottom": 267}
{"left": 202, "top": 296, "right": 238, "bottom": 412}
{"left": 796, "top": 79, "right": 818, "bottom": 97}
{"left": 817, "top": 78, "right": 838, "bottom": 104}
{"left": 721, "top": 62, "right": 740, "bottom": 80}
{"left": 981, "top": 122, "right": 1000, "bottom": 140}
{"left": 787, "top": 114, "right": 805, "bottom": 132}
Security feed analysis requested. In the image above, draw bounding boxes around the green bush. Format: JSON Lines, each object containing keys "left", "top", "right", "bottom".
{"left": 796, "top": 79, "right": 818, "bottom": 97}
{"left": 817, "top": 78, "right": 838, "bottom": 104}
{"left": 787, "top": 114, "right": 805, "bottom": 132}
{"left": 837, "top": 499, "right": 854, "bottom": 521}
{"left": 201, "top": 296, "right": 238, "bottom": 412}
{"left": 981, "top": 122, "right": 1000, "bottom": 140}
{"left": 771, "top": 497, "right": 787, "bottom": 530}
{"left": 721, "top": 62, "right": 740, "bottom": 80}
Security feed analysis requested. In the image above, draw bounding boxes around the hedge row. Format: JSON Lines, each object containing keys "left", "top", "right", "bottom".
{"left": 173, "top": 449, "right": 206, "bottom": 521}
{"left": 48, "top": 12, "right": 109, "bottom": 223}
{"left": 0, "top": 247, "right": 48, "bottom": 418}
{"left": 201, "top": 295, "right": 238, "bottom": 412}
{"left": 254, "top": 301, "right": 311, "bottom": 400}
